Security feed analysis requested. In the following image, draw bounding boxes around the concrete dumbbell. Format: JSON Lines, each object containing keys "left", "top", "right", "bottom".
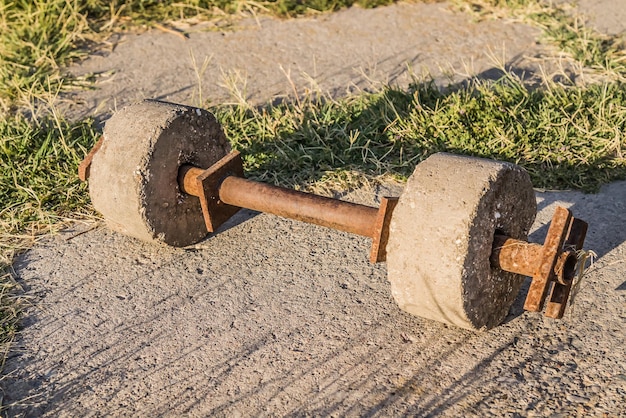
{"left": 80, "top": 100, "right": 588, "bottom": 331}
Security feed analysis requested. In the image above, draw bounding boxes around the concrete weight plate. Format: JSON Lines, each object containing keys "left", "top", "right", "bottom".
{"left": 89, "top": 100, "right": 231, "bottom": 246}
{"left": 386, "top": 153, "right": 536, "bottom": 330}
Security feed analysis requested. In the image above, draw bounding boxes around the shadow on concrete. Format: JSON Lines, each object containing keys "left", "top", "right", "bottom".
{"left": 5, "top": 59, "right": 626, "bottom": 417}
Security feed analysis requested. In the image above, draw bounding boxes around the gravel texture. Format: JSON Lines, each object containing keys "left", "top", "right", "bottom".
{"left": 4, "top": 182, "right": 626, "bottom": 416}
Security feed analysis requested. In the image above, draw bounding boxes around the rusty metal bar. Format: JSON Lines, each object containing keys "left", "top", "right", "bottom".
{"left": 491, "top": 235, "right": 577, "bottom": 285}
{"left": 491, "top": 235, "right": 541, "bottom": 277}
{"left": 370, "top": 197, "right": 399, "bottom": 263}
{"left": 78, "top": 136, "right": 104, "bottom": 181}
{"left": 219, "top": 176, "right": 379, "bottom": 237}
{"left": 179, "top": 154, "right": 395, "bottom": 260}
{"left": 524, "top": 207, "right": 573, "bottom": 312}
{"left": 180, "top": 163, "right": 380, "bottom": 237}
{"left": 179, "top": 165, "right": 204, "bottom": 196}
{"left": 82, "top": 135, "right": 590, "bottom": 306}
{"left": 179, "top": 154, "right": 246, "bottom": 233}
{"left": 544, "top": 218, "right": 588, "bottom": 318}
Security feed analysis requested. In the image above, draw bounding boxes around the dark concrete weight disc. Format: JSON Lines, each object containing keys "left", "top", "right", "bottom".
{"left": 89, "top": 100, "right": 230, "bottom": 246}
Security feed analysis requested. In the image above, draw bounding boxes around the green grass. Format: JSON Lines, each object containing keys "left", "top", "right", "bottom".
{"left": 0, "top": 0, "right": 403, "bottom": 111}
{"left": 216, "top": 76, "right": 626, "bottom": 192}
{"left": 0, "top": 0, "right": 88, "bottom": 112}
{"left": 1, "top": 0, "right": 626, "bottom": 372}
{"left": 0, "top": 114, "right": 97, "bottom": 236}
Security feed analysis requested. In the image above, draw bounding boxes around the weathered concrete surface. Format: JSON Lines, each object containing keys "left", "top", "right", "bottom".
{"left": 90, "top": 100, "right": 230, "bottom": 246}
{"left": 387, "top": 153, "right": 536, "bottom": 331}
{"left": 3, "top": 181, "right": 626, "bottom": 416}
{"left": 568, "top": 0, "right": 626, "bottom": 35}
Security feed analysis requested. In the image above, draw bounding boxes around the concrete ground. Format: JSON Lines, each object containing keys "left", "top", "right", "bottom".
{"left": 3, "top": 1, "right": 626, "bottom": 416}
